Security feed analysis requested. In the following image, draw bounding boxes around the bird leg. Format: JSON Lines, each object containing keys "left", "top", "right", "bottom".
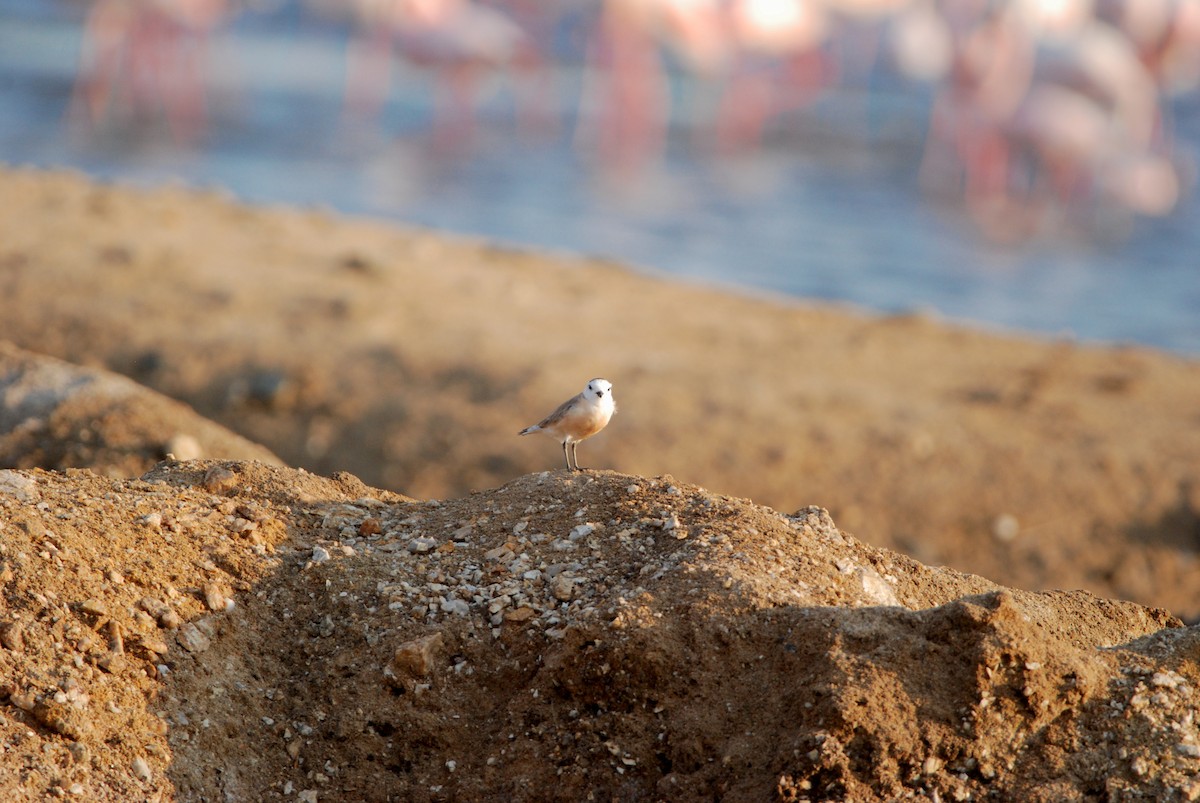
{"left": 570, "top": 441, "right": 583, "bottom": 471}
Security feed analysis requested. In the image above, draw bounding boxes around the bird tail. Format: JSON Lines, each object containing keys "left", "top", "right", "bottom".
{"left": 518, "top": 425, "right": 539, "bottom": 436}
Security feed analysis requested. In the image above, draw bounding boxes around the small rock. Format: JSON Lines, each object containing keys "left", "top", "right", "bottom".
{"left": 484, "top": 545, "right": 514, "bottom": 562}
{"left": 138, "top": 512, "right": 164, "bottom": 530}
{"left": 177, "top": 623, "right": 211, "bottom": 654}
{"left": 78, "top": 599, "right": 108, "bottom": 618}
{"left": 138, "top": 597, "right": 181, "bottom": 629}
{"left": 0, "top": 470, "right": 39, "bottom": 503}
{"left": 68, "top": 742, "right": 90, "bottom": 766}
{"left": 203, "top": 584, "right": 227, "bottom": 613}
{"left": 107, "top": 620, "right": 124, "bottom": 654}
{"left": 201, "top": 465, "right": 239, "bottom": 494}
{"left": 1179, "top": 743, "right": 1200, "bottom": 759}
{"left": 441, "top": 599, "right": 470, "bottom": 617}
{"left": 504, "top": 607, "right": 536, "bottom": 623}
{"left": 231, "top": 517, "right": 258, "bottom": 538}
{"left": 358, "top": 518, "right": 382, "bottom": 536}
{"left": 298, "top": 791, "right": 319, "bottom": 803}
{"left": 390, "top": 633, "right": 444, "bottom": 678}
{"left": 992, "top": 514, "right": 1019, "bottom": 542}
{"left": 96, "top": 653, "right": 126, "bottom": 674}
{"left": 1, "top": 622, "right": 25, "bottom": 653}
{"left": 408, "top": 537, "right": 438, "bottom": 554}
{"left": 550, "top": 574, "right": 576, "bottom": 602}
{"left": 310, "top": 546, "right": 332, "bottom": 565}
{"left": 1152, "top": 672, "right": 1181, "bottom": 689}
{"left": 131, "top": 757, "right": 152, "bottom": 783}
{"left": 138, "top": 637, "right": 170, "bottom": 657}
{"left": 856, "top": 567, "right": 900, "bottom": 607}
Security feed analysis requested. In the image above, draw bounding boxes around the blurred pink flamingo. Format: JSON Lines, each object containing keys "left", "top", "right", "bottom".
{"left": 70, "top": 0, "right": 232, "bottom": 144}
{"left": 343, "top": 0, "right": 551, "bottom": 151}
{"left": 711, "top": 0, "right": 836, "bottom": 153}
{"left": 915, "top": 0, "right": 1183, "bottom": 237}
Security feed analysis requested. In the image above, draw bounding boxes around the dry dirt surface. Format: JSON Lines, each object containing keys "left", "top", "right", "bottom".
{"left": 1, "top": 166, "right": 1199, "bottom": 622}
{"left": 0, "top": 458, "right": 1197, "bottom": 802}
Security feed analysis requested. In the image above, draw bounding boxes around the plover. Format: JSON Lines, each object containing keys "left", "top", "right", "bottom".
{"left": 519, "top": 378, "right": 616, "bottom": 471}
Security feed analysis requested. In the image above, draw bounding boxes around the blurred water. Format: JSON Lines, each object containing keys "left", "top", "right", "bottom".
{"left": 2, "top": 4, "right": 1198, "bottom": 356}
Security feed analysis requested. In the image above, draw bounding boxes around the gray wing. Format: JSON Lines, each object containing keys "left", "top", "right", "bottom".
{"left": 536, "top": 393, "right": 581, "bottom": 428}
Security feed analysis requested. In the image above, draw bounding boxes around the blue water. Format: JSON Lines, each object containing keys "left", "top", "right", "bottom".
{"left": 2, "top": 3, "right": 1198, "bottom": 356}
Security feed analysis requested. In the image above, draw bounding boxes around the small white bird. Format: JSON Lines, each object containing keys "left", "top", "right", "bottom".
{"left": 519, "top": 378, "right": 616, "bottom": 471}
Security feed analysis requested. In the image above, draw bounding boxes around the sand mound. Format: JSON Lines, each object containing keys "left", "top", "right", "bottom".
{"left": 0, "top": 341, "right": 282, "bottom": 476}
{"left": 0, "top": 460, "right": 1194, "bottom": 801}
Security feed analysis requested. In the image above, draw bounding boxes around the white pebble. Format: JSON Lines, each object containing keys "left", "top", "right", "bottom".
{"left": 1152, "top": 672, "right": 1181, "bottom": 689}
{"left": 131, "top": 757, "right": 152, "bottom": 782}
{"left": 441, "top": 599, "right": 470, "bottom": 616}
{"left": 992, "top": 514, "right": 1019, "bottom": 542}
{"left": 408, "top": 537, "right": 438, "bottom": 554}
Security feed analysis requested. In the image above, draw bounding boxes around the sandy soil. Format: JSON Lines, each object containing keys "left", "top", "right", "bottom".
{"left": 0, "top": 459, "right": 1195, "bottom": 802}
{"left": 0, "top": 163, "right": 1199, "bottom": 799}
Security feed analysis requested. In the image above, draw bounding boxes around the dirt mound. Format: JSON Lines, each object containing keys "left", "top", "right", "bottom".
{"left": 0, "top": 341, "right": 281, "bottom": 476}
{"left": 2, "top": 166, "right": 1199, "bottom": 621}
{"left": 0, "top": 460, "right": 1193, "bottom": 801}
